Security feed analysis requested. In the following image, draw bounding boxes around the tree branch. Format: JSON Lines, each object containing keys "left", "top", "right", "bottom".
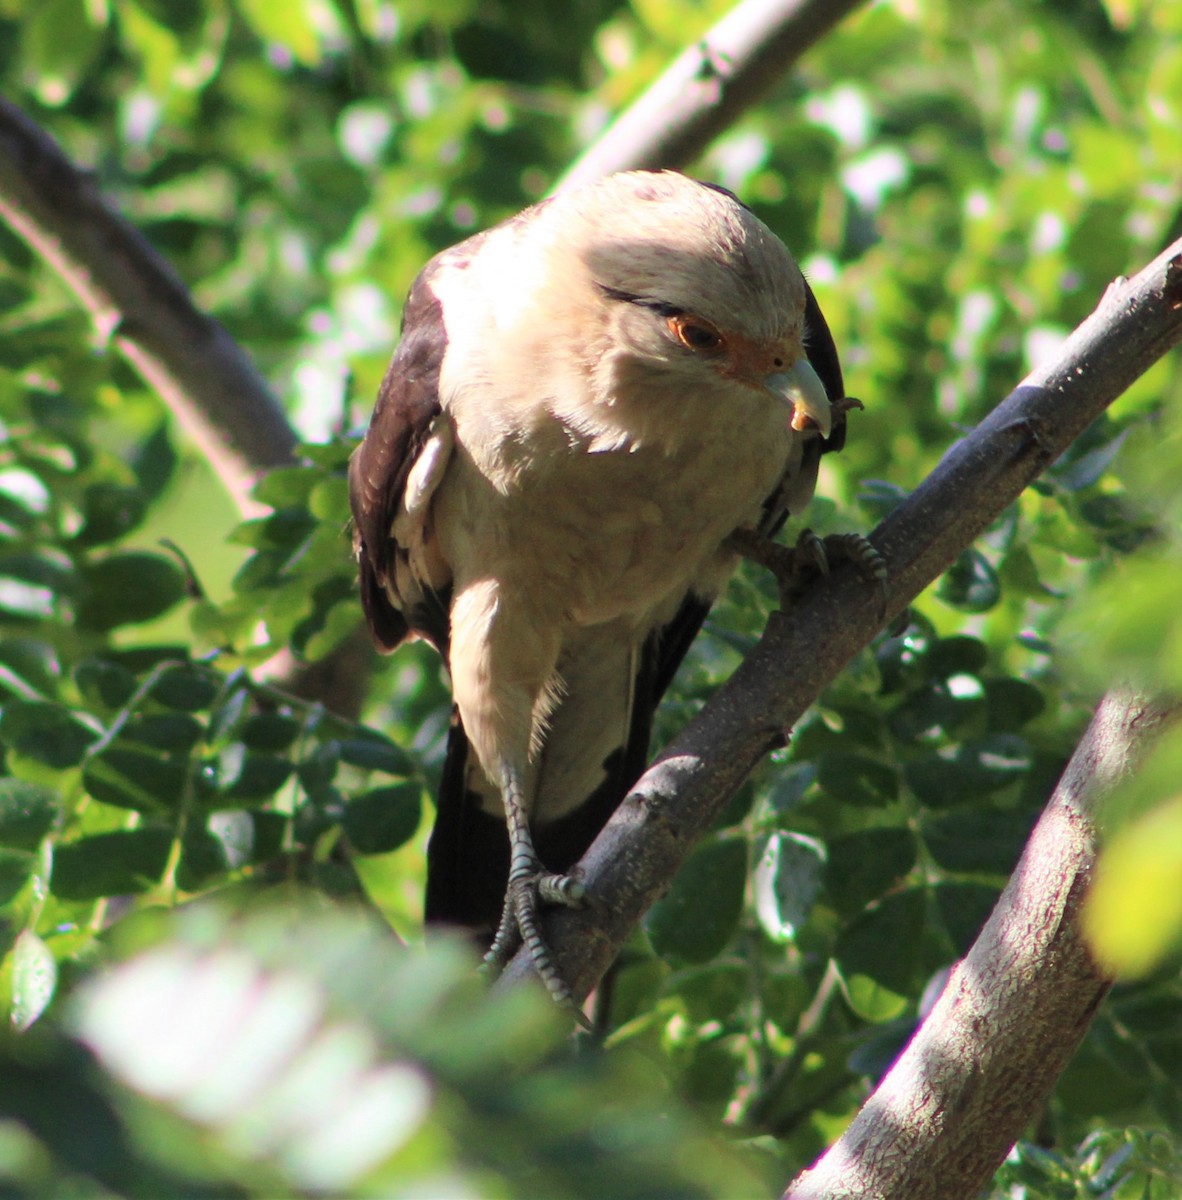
{"left": 0, "top": 97, "right": 297, "bottom": 517}
{"left": 559, "top": 0, "right": 868, "bottom": 190}
{"left": 499, "top": 241, "right": 1182, "bottom": 1002}
{"left": 783, "top": 689, "right": 1181, "bottom": 1200}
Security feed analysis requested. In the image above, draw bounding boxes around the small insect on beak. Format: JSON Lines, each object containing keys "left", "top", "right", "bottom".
{"left": 763, "top": 360, "right": 833, "bottom": 439}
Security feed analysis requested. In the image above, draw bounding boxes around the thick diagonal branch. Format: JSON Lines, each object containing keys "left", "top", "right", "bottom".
{"left": 499, "top": 240, "right": 1182, "bottom": 1001}
{"left": 783, "top": 689, "right": 1180, "bottom": 1200}
{"left": 0, "top": 97, "right": 297, "bottom": 517}
{"left": 560, "top": 0, "right": 868, "bottom": 190}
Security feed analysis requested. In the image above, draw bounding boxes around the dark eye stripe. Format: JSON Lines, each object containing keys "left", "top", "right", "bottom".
{"left": 597, "top": 284, "right": 683, "bottom": 320}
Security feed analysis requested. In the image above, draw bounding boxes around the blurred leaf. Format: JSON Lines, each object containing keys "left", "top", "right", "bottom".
{"left": 237, "top": 0, "right": 322, "bottom": 65}
{"left": 835, "top": 889, "right": 926, "bottom": 1021}
{"left": 905, "top": 734, "right": 1033, "bottom": 808}
{"left": 753, "top": 831, "right": 826, "bottom": 943}
{"left": 11, "top": 930, "right": 58, "bottom": 1031}
{"left": 76, "top": 553, "right": 188, "bottom": 632}
{"left": 825, "top": 827, "right": 918, "bottom": 917}
{"left": 936, "top": 549, "right": 1001, "bottom": 613}
{"left": 816, "top": 753, "right": 898, "bottom": 807}
{"left": 337, "top": 733, "right": 415, "bottom": 776}
{"left": 1085, "top": 795, "right": 1182, "bottom": 978}
{"left": 239, "top": 712, "right": 301, "bottom": 752}
{"left": 83, "top": 744, "right": 190, "bottom": 813}
{"left": 0, "top": 778, "right": 59, "bottom": 849}
{"left": 73, "top": 483, "right": 147, "bottom": 548}
{"left": 150, "top": 664, "right": 220, "bottom": 712}
{"left": 647, "top": 838, "right": 747, "bottom": 964}
{"left": 0, "top": 847, "right": 36, "bottom": 905}
{"left": 342, "top": 783, "right": 422, "bottom": 855}
{"left": 923, "top": 807, "right": 1035, "bottom": 876}
{"left": 0, "top": 700, "right": 99, "bottom": 768}
{"left": 50, "top": 828, "right": 173, "bottom": 900}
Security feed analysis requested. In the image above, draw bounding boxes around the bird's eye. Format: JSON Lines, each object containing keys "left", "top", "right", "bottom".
{"left": 668, "top": 315, "right": 725, "bottom": 353}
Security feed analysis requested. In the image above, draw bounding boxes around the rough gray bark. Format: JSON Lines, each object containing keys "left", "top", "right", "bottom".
{"left": 0, "top": 97, "right": 297, "bottom": 517}
{"left": 783, "top": 690, "right": 1180, "bottom": 1200}
{"left": 498, "top": 240, "right": 1182, "bottom": 1004}
{"left": 560, "top": 0, "right": 868, "bottom": 189}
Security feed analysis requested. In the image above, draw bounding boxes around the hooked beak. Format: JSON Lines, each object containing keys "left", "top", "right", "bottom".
{"left": 764, "top": 359, "right": 832, "bottom": 439}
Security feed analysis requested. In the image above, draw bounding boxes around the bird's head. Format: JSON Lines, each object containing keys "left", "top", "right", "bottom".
{"left": 554, "top": 171, "right": 834, "bottom": 439}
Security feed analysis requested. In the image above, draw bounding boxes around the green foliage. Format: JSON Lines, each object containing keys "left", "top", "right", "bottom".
{"left": 1, "top": 0, "right": 1181, "bottom": 1195}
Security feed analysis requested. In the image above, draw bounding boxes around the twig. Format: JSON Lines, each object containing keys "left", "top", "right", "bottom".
{"left": 498, "top": 239, "right": 1182, "bottom": 1000}
{"left": 783, "top": 690, "right": 1181, "bottom": 1200}
{"left": 0, "top": 97, "right": 297, "bottom": 517}
{"left": 559, "top": 0, "right": 868, "bottom": 190}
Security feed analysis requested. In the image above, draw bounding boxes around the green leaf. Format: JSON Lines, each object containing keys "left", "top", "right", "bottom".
{"left": 253, "top": 466, "right": 319, "bottom": 509}
{"left": 76, "top": 553, "right": 188, "bottom": 631}
{"left": 237, "top": 0, "right": 322, "bottom": 66}
{"left": 926, "top": 636, "right": 989, "bottom": 678}
{"left": 239, "top": 713, "right": 302, "bottom": 752}
{"left": 50, "top": 828, "right": 173, "bottom": 900}
{"left": 1084, "top": 796, "right": 1182, "bottom": 978}
{"left": 933, "top": 882, "right": 1000, "bottom": 955}
{"left": 0, "top": 551, "right": 75, "bottom": 619}
{"left": 177, "top": 810, "right": 288, "bottom": 890}
{"left": 217, "top": 748, "right": 294, "bottom": 802}
{"left": 297, "top": 742, "right": 340, "bottom": 795}
{"left": 983, "top": 678, "right": 1046, "bottom": 731}
{"left": 835, "top": 889, "right": 926, "bottom": 1020}
{"left": 73, "top": 483, "right": 147, "bottom": 548}
{"left": 124, "top": 713, "right": 205, "bottom": 754}
{"left": 0, "top": 638, "right": 61, "bottom": 699}
{"left": 905, "top": 735, "right": 1033, "bottom": 808}
{"left": 11, "top": 930, "right": 58, "bottom": 1031}
{"left": 0, "top": 847, "right": 36, "bottom": 904}
{"left": 816, "top": 753, "right": 898, "bottom": 807}
{"left": 936, "top": 549, "right": 1001, "bottom": 613}
{"left": 19, "top": 0, "right": 105, "bottom": 106}
{"left": 337, "top": 733, "right": 414, "bottom": 776}
{"left": 150, "top": 664, "right": 220, "bottom": 712}
{"left": 0, "top": 701, "right": 99, "bottom": 768}
{"left": 0, "top": 778, "right": 59, "bottom": 849}
{"left": 83, "top": 745, "right": 189, "bottom": 813}
{"left": 74, "top": 658, "right": 139, "bottom": 710}
{"left": 825, "top": 828, "right": 919, "bottom": 917}
{"left": 922, "top": 807, "right": 1034, "bottom": 875}
{"left": 646, "top": 838, "right": 747, "bottom": 964}
{"left": 342, "top": 784, "right": 422, "bottom": 855}
{"left": 753, "top": 831, "right": 826, "bottom": 942}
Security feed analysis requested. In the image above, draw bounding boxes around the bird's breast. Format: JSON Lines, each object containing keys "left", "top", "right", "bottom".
{"left": 435, "top": 385, "right": 799, "bottom": 628}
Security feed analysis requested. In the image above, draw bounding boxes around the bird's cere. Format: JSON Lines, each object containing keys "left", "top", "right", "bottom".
{"left": 765, "top": 359, "right": 832, "bottom": 438}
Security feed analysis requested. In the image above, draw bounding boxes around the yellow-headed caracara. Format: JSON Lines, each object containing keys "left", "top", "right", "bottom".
{"left": 349, "top": 171, "right": 856, "bottom": 1004}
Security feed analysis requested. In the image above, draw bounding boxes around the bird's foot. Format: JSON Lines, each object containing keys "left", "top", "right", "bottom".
{"left": 730, "top": 527, "right": 888, "bottom": 617}
{"left": 481, "top": 862, "right": 587, "bottom": 1013}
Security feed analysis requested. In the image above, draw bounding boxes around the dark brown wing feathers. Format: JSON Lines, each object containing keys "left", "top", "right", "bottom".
{"left": 348, "top": 264, "right": 449, "bottom": 653}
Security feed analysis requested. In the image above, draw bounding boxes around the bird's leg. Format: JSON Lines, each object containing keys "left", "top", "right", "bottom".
{"left": 481, "top": 761, "right": 586, "bottom": 1008}
{"left": 729, "top": 526, "right": 888, "bottom": 616}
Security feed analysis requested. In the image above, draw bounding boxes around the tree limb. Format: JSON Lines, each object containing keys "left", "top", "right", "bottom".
{"left": 559, "top": 0, "right": 868, "bottom": 190}
{"left": 783, "top": 689, "right": 1180, "bottom": 1200}
{"left": 498, "top": 240, "right": 1182, "bottom": 1003}
{"left": 0, "top": 97, "right": 297, "bottom": 517}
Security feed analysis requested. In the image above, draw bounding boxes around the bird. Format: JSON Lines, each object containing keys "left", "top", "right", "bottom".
{"left": 348, "top": 170, "right": 858, "bottom": 1006}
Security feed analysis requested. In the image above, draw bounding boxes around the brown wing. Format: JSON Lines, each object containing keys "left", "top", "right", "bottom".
{"left": 348, "top": 259, "right": 452, "bottom": 653}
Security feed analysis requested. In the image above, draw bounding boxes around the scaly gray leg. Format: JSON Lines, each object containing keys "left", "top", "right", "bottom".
{"left": 481, "top": 764, "right": 586, "bottom": 1011}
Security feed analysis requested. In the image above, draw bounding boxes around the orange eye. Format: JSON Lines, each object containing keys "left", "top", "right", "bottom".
{"left": 668, "top": 315, "right": 725, "bottom": 354}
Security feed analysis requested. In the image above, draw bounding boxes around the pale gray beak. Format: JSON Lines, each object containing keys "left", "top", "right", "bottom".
{"left": 764, "top": 359, "right": 832, "bottom": 439}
